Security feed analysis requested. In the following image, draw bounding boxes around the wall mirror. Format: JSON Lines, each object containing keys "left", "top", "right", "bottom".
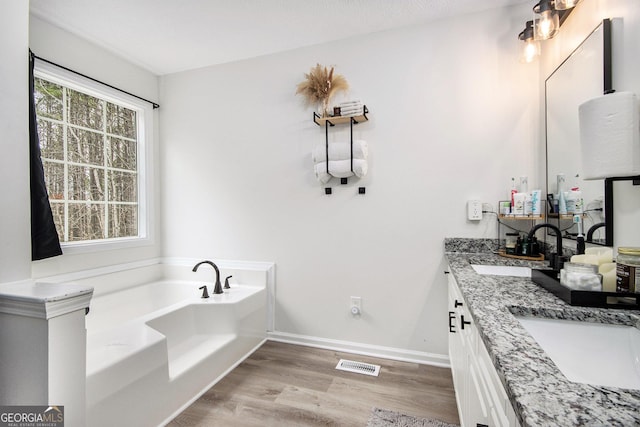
{"left": 545, "top": 19, "right": 612, "bottom": 246}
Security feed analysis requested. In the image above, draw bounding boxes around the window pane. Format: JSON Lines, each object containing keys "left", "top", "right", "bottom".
{"left": 50, "top": 202, "right": 65, "bottom": 242}
{"left": 34, "top": 74, "right": 143, "bottom": 245}
{"left": 67, "top": 88, "right": 103, "bottom": 130}
{"left": 68, "top": 165, "right": 105, "bottom": 201}
{"left": 108, "top": 204, "right": 138, "bottom": 238}
{"left": 34, "top": 78, "right": 63, "bottom": 120}
{"left": 108, "top": 170, "right": 137, "bottom": 202}
{"left": 107, "top": 137, "right": 137, "bottom": 170}
{"left": 38, "top": 119, "right": 64, "bottom": 160}
{"left": 67, "top": 126, "right": 104, "bottom": 165}
{"left": 43, "top": 161, "right": 65, "bottom": 200}
{"left": 106, "top": 103, "right": 137, "bottom": 139}
{"left": 68, "top": 203, "right": 104, "bottom": 241}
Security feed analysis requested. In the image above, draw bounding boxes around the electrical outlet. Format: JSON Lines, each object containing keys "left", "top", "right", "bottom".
{"left": 467, "top": 200, "right": 483, "bottom": 221}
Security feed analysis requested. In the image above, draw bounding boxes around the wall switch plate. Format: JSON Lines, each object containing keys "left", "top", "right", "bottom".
{"left": 467, "top": 200, "right": 482, "bottom": 220}
{"left": 350, "top": 296, "right": 362, "bottom": 315}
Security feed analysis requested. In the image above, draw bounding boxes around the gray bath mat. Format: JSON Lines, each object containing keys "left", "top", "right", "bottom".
{"left": 367, "top": 407, "right": 459, "bottom": 427}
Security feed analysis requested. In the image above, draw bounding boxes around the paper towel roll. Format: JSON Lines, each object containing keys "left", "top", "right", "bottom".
{"left": 579, "top": 91, "right": 640, "bottom": 180}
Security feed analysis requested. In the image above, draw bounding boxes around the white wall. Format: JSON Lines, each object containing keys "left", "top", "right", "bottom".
{"left": 0, "top": 1, "right": 31, "bottom": 283}
{"left": 540, "top": 0, "right": 640, "bottom": 250}
{"left": 160, "top": 4, "right": 538, "bottom": 357}
{"left": 29, "top": 16, "right": 163, "bottom": 279}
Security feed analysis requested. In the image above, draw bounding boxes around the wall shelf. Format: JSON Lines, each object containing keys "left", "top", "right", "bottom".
{"left": 314, "top": 105, "right": 370, "bottom": 191}
{"left": 547, "top": 213, "right": 588, "bottom": 220}
{"left": 313, "top": 105, "right": 369, "bottom": 126}
{"left": 498, "top": 214, "right": 544, "bottom": 221}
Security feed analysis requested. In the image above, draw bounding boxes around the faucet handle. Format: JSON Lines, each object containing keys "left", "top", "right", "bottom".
{"left": 224, "top": 275, "right": 233, "bottom": 289}
{"left": 199, "top": 285, "right": 210, "bottom": 299}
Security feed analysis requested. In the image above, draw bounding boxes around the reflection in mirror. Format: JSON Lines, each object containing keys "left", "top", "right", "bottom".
{"left": 545, "top": 20, "right": 612, "bottom": 246}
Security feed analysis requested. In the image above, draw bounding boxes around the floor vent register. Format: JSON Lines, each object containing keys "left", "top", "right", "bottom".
{"left": 335, "top": 359, "right": 381, "bottom": 377}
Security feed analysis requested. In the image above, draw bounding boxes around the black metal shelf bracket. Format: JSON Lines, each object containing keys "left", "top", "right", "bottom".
{"left": 325, "top": 121, "right": 330, "bottom": 174}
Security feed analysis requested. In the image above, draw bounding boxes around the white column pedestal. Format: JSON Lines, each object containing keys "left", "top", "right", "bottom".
{"left": 0, "top": 281, "right": 93, "bottom": 427}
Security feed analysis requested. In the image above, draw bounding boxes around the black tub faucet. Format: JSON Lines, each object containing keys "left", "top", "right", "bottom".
{"left": 527, "top": 223, "right": 565, "bottom": 271}
{"left": 192, "top": 260, "right": 223, "bottom": 295}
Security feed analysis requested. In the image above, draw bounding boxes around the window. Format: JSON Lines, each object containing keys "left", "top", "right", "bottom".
{"left": 33, "top": 63, "right": 152, "bottom": 250}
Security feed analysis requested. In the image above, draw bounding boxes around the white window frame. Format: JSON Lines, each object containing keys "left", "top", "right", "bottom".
{"left": 34, "top": 59, "right": 155, "bottom": 254}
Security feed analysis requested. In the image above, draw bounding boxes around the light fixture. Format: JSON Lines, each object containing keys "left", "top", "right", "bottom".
{"left": 533, "top": 0, "right": 559, "bottom": 40}
{"left": 554, "top": 0, "right": 580, "bottom": 11}
{"left": 519, "top": 20, "right": 540, "bottom": 63}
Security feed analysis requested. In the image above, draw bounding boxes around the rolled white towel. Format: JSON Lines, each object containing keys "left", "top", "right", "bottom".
{"left": 312, "top": 140, "right": 368, "bottom": 163}
{"left": 338, "top": 100, "right": 362, "bottom": 107}
{"left": 314, "top": 159, "right": 368, "bottom": 179}
{"left": 350, "top": 159, "right": 368, "bottom": 178}
{"left": 314, "top": 163, "right": 332, "bottom": 184}
{"left": 339, "top": 109, "right": 364, "bottom": 116}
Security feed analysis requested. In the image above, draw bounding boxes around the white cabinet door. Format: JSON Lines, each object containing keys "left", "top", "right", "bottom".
{"left": 447, "top": 272, "right": 466, "bottom": 422}
{"left": 447, "top": 268, "right": 519, "bottom": 427}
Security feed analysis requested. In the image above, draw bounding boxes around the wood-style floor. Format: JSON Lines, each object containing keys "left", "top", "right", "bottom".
{"left": 168, "top": 341, "right": 459, "bottom": 427}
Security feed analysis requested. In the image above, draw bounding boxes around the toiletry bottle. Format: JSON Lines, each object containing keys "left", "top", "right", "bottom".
{"left": 547, "top": 193, "right": 556, "bottom": 214}
{"left": 530, "top": 237, "right": 540, "bottom": 256}
{"left": 513, "top": 193, "right": 526, "bottom": 215}
{"left": 571, "top": 187, "right": 583, "bottom": 214}
{"left": 510, "top": 178, "right": 517, "bottom": 213}
{"left": 531, "top": 190, "right": 542, "bottom": 216}
{"left": 565, "top": 190, "right": 576, "bottom": 214}
{"left": 557, "top": 173, "right": 567, "bottom": 215}
{"left": 521, "top": 235, "right": 529, "bottom": 256}
{"left": 524, "top": 193, "right": 533, "bottom": 215}
{"left": 505, "top": 232, "right": 519, "bottom": 254}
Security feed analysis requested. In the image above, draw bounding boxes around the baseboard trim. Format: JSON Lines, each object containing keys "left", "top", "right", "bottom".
{"left": 267, "top": 331, "right": 450, "bottom": 368}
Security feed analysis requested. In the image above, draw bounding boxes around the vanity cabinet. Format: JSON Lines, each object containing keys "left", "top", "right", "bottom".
{"left": 447, "top": 270, "right": 519, "bottom": 427}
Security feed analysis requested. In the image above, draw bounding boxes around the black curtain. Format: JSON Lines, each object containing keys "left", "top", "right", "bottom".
{"left": 29, "top": 51, "right": 62, "bottom": 260}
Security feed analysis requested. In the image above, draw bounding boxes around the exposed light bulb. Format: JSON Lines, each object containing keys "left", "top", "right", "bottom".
{"left": 522, "top": 39, "right": 541, "bottom": 63}
{"left": 518, "top": 20, "right": 539, "bottom": 63}
{"left": 533, "top": 1, "right": 559, "bottom": 40}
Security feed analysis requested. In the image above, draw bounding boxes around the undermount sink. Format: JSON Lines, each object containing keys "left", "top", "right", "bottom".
{"left": 516, "top": 316, "right": 640, "bottom": 390}
{"left": 471, "top": 264, "right": 531, "bottom": 277}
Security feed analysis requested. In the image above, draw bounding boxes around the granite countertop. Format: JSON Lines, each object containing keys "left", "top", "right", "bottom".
{"left": 444, "top": 238, "right": 640, "bottom": 427}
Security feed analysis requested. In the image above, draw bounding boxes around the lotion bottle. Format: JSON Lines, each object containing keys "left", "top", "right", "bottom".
{"left": 510, "top": 178, "right": 517, "bottom": 213}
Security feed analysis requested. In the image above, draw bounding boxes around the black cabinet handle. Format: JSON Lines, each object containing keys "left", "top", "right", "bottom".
{"left": 444, "top": 271, "right": 450, "bottom": 274}
{"left": 448, "top": 311, "right": 456, "bottom": 333}
{"left": 454, "top": 299, "right": 463, "bottom": 308}
{"left": 461, "top": 315, "right": 471, "bottom": 330}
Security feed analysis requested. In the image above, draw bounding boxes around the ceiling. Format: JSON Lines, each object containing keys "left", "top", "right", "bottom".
{"left": 30, "top": 0, "right": 529, "bottom": 75}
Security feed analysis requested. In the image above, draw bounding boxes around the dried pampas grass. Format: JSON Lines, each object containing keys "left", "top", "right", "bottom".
{"left": 296, "top": 64, "right": 349, "bottom": 115}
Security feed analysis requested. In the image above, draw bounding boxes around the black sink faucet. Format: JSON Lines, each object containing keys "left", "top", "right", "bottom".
{"left": 192, "top": 260, "right": 224, "bottom": 295}
{"left": 527, "top": 223, "right": 565, "bottom": 270}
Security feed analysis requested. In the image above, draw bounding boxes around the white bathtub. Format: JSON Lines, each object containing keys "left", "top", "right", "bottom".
{"left": 85, "top": 280, "right": 267, "bottom": 427}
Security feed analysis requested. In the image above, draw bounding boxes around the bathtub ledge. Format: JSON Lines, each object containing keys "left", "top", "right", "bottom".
{"left": 86, "top": 322, "right": 168, "bottom": 404}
